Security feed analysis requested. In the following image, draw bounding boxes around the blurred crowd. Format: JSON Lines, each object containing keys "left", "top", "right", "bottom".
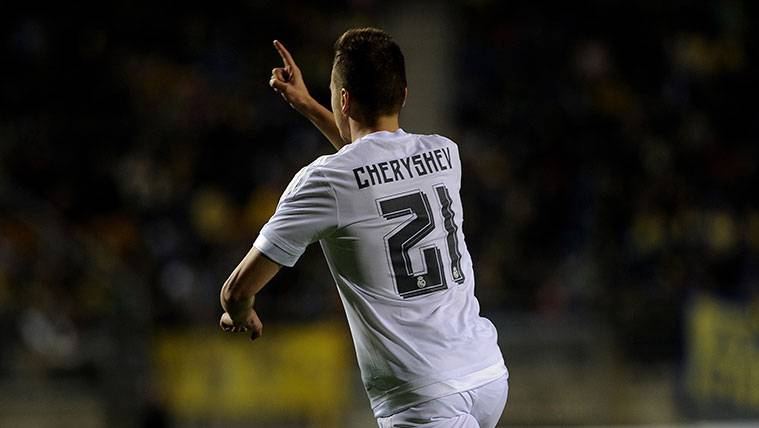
{"left": 456, "top": 0, "right": 758, "bottom": 361}
{"left": 1, "top": 0, "right": 757, "bottom": 393}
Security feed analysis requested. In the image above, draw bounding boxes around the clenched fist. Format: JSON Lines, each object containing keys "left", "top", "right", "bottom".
{"left": 219, "top": 309, "right": 263, "bottom": 341}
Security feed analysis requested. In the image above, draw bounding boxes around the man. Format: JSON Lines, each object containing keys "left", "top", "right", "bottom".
{"left": 220, "top": 28, "right": 508, "bottom": 427}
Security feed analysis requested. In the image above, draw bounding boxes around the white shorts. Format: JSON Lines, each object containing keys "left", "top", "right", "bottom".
{"left": 376, "top": 374, "right": 509, "bottom": 428}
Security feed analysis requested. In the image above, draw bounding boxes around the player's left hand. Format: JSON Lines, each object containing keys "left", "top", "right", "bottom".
{"left": 220, "top": 309, "right": 264, "bottom": 341}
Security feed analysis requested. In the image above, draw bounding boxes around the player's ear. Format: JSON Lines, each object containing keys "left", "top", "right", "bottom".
{"left": 340, "top": 88, "right": 350, "bottom": 116}
{"left": 401, "top": 87, "right": 408, "bottom": 108}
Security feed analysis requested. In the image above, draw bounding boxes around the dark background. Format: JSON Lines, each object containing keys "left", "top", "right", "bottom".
{"left": 2, "top": 1, "right": 758, "bottom": 426}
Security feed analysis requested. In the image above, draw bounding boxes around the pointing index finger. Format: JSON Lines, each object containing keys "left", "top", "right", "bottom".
{"left": 273, "top": 40, "right": 296, "bottom": 68}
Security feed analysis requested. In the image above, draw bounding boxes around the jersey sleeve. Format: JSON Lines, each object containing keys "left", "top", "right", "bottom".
{"left": 253, "top": 163, "right": 338, "bottom": 267}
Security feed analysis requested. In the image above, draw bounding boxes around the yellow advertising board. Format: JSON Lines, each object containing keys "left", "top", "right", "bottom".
{"left": 684, "top": 293, "right": 759, "bottom": 416}
{"left": 153, "top": 321, "right": 352, "bottom": 426}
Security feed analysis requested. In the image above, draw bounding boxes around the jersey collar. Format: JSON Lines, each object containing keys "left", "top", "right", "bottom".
{"left": 354, "top": 128, "right": 407, "bottom": 144}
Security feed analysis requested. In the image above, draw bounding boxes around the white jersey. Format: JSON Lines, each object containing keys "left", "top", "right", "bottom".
{"left": 253, "top": 129, "right": 507, "bottom": 417}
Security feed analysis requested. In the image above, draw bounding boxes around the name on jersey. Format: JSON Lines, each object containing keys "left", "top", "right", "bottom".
{"left": 353, "top": 148, "right": 453, "bottom": 189}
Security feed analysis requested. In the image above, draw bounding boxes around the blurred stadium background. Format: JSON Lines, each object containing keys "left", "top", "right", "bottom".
{"left": 2, "top": 1, "right": 758, "bottom": 427}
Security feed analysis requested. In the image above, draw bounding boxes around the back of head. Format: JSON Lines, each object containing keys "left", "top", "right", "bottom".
{"left": 333, "top": 28, "right": 407, "bottom": 125}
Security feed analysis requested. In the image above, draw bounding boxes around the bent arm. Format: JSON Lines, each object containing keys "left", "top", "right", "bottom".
{"left": 220, "top": 246, "right": 281, "bottom": 324}
{"left": 269, "top": 40, "right": 348, "bottom": 151}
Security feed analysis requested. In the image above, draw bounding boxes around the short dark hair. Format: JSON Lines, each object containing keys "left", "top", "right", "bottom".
{"left": 333, "top": 28, "right": 407, "bottom": 125}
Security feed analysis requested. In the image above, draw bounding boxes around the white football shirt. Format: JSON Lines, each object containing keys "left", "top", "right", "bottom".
{"left": 253, "top": 128, "right": 507, "bottom": 417}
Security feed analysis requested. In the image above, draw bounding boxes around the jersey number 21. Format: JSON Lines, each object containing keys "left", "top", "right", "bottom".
{"left": 377, "top": 185, "right": 465, "bottom": 299}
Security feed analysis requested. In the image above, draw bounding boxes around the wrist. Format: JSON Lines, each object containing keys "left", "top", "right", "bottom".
{"left": 228, "top": 303, "right": 254, "bottom": 325}
{"left": 222, "top": 294, "right": 255, "bottom": 324}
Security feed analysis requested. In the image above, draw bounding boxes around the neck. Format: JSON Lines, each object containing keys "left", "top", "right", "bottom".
{"left": 350, "top": 115, "right": 400, "bottom": 141}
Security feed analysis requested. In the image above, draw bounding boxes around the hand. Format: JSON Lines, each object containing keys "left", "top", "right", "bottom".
{"left": 219, "top": 309, "right": 264, "bottom": 341}
{"left": 269, "top": 40, "right": 313, "bottom": 113}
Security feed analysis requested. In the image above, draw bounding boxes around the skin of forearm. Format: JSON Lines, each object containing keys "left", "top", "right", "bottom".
{"left": 219, "top": 247, "right": 280, "bottom": 324}
{"left": 220, "top": 268, "right": 255, "bottom": 323}
{"left": 302, "top": 98, "right": 348, "bottom": 150}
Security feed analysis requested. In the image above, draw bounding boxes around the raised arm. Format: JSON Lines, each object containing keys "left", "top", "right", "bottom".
{"left": 219, "top": 247, "right": 281, "bottom": 340}
{"left": 269, "top": 40, "right": 348, "bottom": 150}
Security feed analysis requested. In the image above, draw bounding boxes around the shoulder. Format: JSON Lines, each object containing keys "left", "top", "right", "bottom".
{"left": 422, "top": 133, "right": 459, "bottom": 149}
{"left": 280, "top": 155, "right": 336, "bottom": 200}
{"left": 294, "top": 151, "right": 347, "bottom": 178}
{"left": 300, "top": 143, "right": 370, "bottom": 178}
{"left": 414, "top": 132, "right": 462, "bottom": 163}
{"left": 401, "top": 131, "right": 460, "bottom": 153}
{"left": 283, "top": 142, "right": 370, "bottom": 196}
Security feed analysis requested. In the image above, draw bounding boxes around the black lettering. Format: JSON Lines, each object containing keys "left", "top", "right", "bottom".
{"left": 389, "top": 159, "right": 404, "bottom": 181}
{"left": 379, "top": 161, "right": 392, "bottom": 183}
{"left": 434, "top": 149, "right": 447, "bottom": 170}
{"left": 422, "top": 151, "right": 439, "bottom": 172}
{"left": 412, "top": 155, "right": 427, "bottom": 176}
{"left": 366, "top": 164, "right": 381, "bottom": 186}
{"left": 400, "top": 157, "right": 414, "bottom": 177}
{"left": 354, "top": 167, "right": 370, "bottom": 189}
{"left": 442, "top": 147, "right": 452, "bottom": 169}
